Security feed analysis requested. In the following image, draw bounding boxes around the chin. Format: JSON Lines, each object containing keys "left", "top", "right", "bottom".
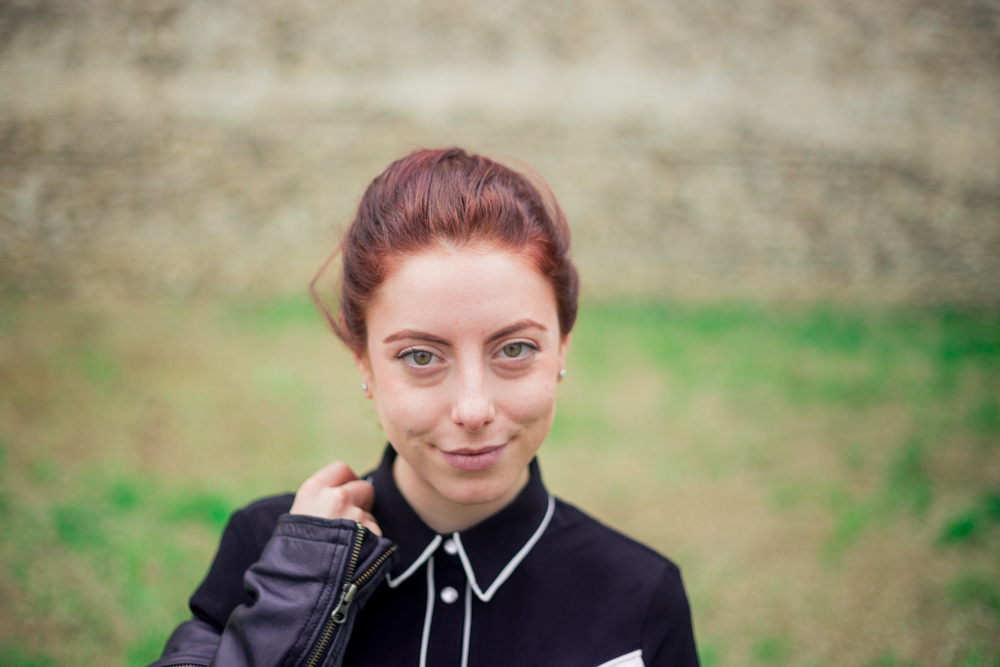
{"left": 436, "top": 474, "right": 519, "bottom": 506}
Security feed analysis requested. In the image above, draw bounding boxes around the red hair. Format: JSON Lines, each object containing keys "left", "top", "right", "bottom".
{"left": 311, "top": 148, "right": 580, "bottom": 354}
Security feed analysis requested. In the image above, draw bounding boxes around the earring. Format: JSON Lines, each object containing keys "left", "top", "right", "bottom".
{"left": 361, "top": 383, "right": 368, "bottom": 392}
{"left": 559, "top": 369, "right": 566, "bottom": 379}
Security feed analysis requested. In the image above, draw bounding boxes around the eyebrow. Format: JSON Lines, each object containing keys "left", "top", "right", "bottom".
{"left": 485, "top": 319, "right": 548, "bottom": 343}
{"left": 381, "top": 319, "right": 548, "bottom": 346}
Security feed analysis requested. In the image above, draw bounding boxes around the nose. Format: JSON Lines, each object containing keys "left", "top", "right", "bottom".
{"left": 451, "top": 362, "right": 496, "bottom": 432}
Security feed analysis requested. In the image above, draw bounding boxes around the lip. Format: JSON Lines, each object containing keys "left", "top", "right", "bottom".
{"left": 439, "top": 442, "right": 508, "bottom": 472}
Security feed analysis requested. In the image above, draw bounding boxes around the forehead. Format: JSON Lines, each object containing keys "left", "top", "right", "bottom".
{"left": 366, "top": 245, "right": 558, "bottom": 340}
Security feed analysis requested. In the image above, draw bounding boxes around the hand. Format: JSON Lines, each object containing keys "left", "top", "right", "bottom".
{"left": 290, "top": 461, "right": 382, "bottom": 536}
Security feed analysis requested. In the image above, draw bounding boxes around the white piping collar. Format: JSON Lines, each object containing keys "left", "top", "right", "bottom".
{"left": 382, "top": 493, "right": 557, "bottom": 602}
{"left": 454, "top": 493, "right": 556, "bottom": 603}
{"left": 386, "top": 535, "right": 442, "bottom": 589}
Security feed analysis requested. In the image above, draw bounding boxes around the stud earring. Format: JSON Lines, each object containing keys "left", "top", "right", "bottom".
{"left": 559, "top": 369, "right": 566, "bottom": 379}
{"left": 361, "top": 383, "right": 368, "bottom": 392}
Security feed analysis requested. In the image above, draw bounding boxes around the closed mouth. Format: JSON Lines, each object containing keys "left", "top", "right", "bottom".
{"left": 445, "top": 444, "right": 505, "bottom": 456}
{"left": 438, "top": 442, "right": 508, "bottom": 471}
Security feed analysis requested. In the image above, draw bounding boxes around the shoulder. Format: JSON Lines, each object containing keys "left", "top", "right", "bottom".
{"left": 536, "top": 497, "right": 698, "bottom": 665}
{"left": 536, "top": 496, "right": 689, "bottom": 614}
{"left": 189, "top": 493, "right": 295, "bottom": 629}
{"left": 217, "top": 493, "right": 296, "bottom": 561}
{"left": 551, "top": 497, "right": 692, "bottom": 620}
{"left": 548, "top": 496, "right": 682, "bottom": 581}
{"left": 229, "top": 493, "right": 296, "bottom": 540}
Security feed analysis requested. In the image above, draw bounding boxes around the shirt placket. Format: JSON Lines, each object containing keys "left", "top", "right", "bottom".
{"left": 423, "top": 536, "right": 471, "bottom": 667}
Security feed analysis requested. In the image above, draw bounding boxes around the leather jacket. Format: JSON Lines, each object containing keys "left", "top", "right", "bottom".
{"left": 149, "top": 514, "right": 398, "bottom": 667}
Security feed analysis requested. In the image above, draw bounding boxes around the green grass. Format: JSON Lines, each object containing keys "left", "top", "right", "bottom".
{"left": 940, "top": 491, "right": 1000, "bottom": 545}
{"left": 867, "top": 652, "right": 920, "bottom": 667}
{"left": 751, "top": 634, "right": 792, "bottom": 664}
{"left": 0, "top": 297, "right": 998, "bottom": 666}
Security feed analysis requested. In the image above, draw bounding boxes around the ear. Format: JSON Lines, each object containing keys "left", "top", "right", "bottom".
{"left": 354, "top": 350, "right": 374, "bottom": 398}
{"left": 557, "top": 332, "right": 572, "bottom": 381}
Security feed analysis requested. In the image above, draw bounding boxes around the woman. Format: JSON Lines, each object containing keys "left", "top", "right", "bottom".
{"left": 151, "top": 148, "right": 699, "bottom": 667}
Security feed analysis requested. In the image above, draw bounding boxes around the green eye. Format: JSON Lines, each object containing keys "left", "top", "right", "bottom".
{"left": 502, "top": 343, "right": 524, "bottom": 358}
{"left": 411, "top": 351, "right": 433, "bottom": 366}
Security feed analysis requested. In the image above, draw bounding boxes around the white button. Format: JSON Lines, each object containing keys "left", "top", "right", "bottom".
{"left": 443, "top": 538, "right": 458, "bottom": 555}
{"left": 440, "top": 586, "right": 459, "bottom": 604}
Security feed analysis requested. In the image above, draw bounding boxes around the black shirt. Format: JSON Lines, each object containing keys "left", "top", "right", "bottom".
{"left": 190, "top": 447, "right": 699, "bottom": 667}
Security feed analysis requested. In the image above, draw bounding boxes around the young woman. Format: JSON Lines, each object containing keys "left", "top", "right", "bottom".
{"left": 151, "top": 148, "right": 699, "bottom": 667}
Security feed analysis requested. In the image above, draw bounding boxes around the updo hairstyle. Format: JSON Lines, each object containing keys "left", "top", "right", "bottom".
{"left": 312, "top": 148, "right": 580, "bottom": 355}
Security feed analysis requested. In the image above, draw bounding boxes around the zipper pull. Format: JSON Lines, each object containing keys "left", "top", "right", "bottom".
{"left": 331, "top": 582, "right": 358, "bottom": 624}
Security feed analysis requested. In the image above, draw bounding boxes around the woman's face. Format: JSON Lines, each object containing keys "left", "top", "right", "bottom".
{"left": 356, "top": 243, "right": 569, "bottom": 521}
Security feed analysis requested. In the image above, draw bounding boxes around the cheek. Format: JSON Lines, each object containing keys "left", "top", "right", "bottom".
{"left": 496, "top": 376, "right": 558, "bottom": 427}
{"left": 374, "top": 378, "right": 446, "bottom": 438}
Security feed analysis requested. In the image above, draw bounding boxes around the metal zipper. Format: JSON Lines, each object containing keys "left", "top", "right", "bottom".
{"left": 303, "top": 523, "right": 398, "bottom": 667}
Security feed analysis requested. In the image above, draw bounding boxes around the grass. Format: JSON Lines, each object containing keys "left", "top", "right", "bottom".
{"left": 0, "top": 296, "right": 998, "bottom": 666}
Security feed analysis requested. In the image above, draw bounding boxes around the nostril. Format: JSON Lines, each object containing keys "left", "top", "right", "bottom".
{"left": 453, "top": 396, "right": 495, "bottom": 432}
{"left": 452, "top": 369, "right": 496, "bottom": 430}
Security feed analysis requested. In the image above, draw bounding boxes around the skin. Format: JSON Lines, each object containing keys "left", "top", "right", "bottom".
{"left": 291, "top": 242, "right": 570, "bottom": 534}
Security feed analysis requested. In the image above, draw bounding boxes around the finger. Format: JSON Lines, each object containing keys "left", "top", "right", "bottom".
{"left": 338, "top": 480, "right": 375, "bottom": 512}
{"left": 344, "top": 507, "right": 382, "bottom": 536}
{"left": 361, "top": 514, "right": 382, "bottom": 537}
{"left": 306, "top": 460, "right": 357, "bottom": 490}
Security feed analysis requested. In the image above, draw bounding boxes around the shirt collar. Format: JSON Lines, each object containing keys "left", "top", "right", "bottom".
{"left": 369, "top": 445, "right": 554, "bottom": 603}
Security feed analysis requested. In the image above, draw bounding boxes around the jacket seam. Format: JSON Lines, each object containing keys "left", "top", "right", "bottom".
{"left": 274, "top": 517, "right": 362, "bottom": 542}
{"left": 152, "top": 655, "right": 211, "bottom": 667}
{"left": 271, "top": 533, "right": 355, "bottom": 545}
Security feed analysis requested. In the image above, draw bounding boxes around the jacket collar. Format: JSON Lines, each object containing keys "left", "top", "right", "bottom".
{"left": 369, "top": 445, "right": 554, "bottom": 603}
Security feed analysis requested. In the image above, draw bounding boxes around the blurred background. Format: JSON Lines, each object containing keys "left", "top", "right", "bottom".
{"left": 0, "top": 1, "right": 998, "bottom": 666}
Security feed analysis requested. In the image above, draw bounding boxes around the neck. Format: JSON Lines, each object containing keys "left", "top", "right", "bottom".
{"left": 392, "top": 457, "right": 529, "bottom": 534}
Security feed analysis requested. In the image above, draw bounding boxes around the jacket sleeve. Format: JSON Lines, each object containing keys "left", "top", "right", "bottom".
{"left": 640, "top": 565, "right": 700, "bottom": 667}
{"left": 149, "top": 514, "right": 397, "bottom": 667}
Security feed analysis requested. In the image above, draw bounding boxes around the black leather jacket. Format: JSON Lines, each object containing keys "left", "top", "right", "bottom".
{"left": 150, "top": 514, "right": 398, "bottom": 667}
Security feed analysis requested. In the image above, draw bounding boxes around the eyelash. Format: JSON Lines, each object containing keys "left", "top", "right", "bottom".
{"left": 495, "top": 340, "right": 539, "bottom": 361}
{"left": 394, "top": 341, "right": 540, "bottom": 368}
{"left": 395, "top": 348, "right": 441, "bottom": 368}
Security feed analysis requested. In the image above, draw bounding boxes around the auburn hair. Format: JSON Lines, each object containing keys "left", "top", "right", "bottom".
{"left": 311, "top": 148, "right": 580, "bottom": 354}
